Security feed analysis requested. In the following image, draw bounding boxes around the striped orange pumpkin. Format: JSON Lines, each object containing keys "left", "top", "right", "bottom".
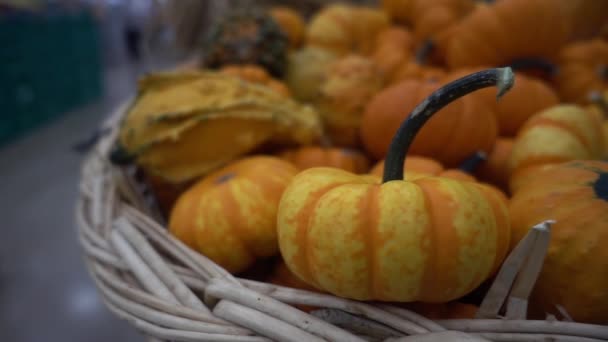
{"left": 169, "top": 156, "right": 298, "bottom": 274}
{"left": 277, "top": 68, "right": 512, "bottom": 302}
{"left": 509, "top": 105, "right": 605, "bottom": 193}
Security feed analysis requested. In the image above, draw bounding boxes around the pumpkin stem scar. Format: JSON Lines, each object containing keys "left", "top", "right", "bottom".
{"left": 594, "top": 171, "right": 608, "bottom": 201}
{"left": 382, "top": 67, "right": 515, "bottom": 183}
{"left": 597, "top": 64, "right": 608, "bottom": 81}
{"left": 414, "top": 39, "right": 434, "bottom": 66}
{"left": 215, "top": 172, "right": 236, "bottom": 184}
{"left": 459, "top": 151, "right": 488, "bottom": 173}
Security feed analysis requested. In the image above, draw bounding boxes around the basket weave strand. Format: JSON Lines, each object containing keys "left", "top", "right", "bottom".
{"left": 76, "top": 101, "right": 608, "bottom": 341}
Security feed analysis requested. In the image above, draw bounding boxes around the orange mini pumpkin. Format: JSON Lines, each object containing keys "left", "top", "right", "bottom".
{"left": 436, "top": 0, "right": 571, "bottom": 69}
{"left": 168, "top": 156, "right": 298, "bottom": 274}
{"left": 509, "top": 160, "right": 608, "bottom": 323}
{"left": 316, "top": 55, "right": 385, "bottom": 147}
{"left": 219, "top": 64, "right": 291, "bottom": 97}
{"left": 555, "top": 39, "right": 608, "bottom": 105}
{"left": 360, "top": 78, "right": 498, "bottom": 166}
{"left": 279, "top": 146, "right": 370, "bottom": 174}
{"left": 509, "top": 105, "right": 606, "bottom": 193}
{"left": 371, "top": 26, "right": 415, "bottom": 79}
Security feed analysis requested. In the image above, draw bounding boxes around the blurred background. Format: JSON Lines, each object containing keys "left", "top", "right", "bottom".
{"left": 0, "top": 0, "right": 377, "bottom": 340}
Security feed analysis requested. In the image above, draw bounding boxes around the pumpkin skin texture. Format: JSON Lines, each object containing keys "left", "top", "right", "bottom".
{"left": 279, "top": 146, "right": 370, "bottom": 174}
{"left": 371, "top": 27, "right": 415, "bottom": 79}
{"left": 369, "top": 156, "right": 476, "bottom": 182}
{"left": 555, "top": 39, "right": 608, "bottom": 105}
{"left": 475, "top": 137, "right": 514, "bottom": 194}
{"left": 269, "top": 7, "right": 305, "bottom": 49}
{"left": 285, "top": 47, "right": 337, "bottom": 103}
{"left": 306, "top": 4, "right": 389, "bottom": 57}
{"left": 360, "top": 79, "right": 498, "bottom": 166}
{"left": 509, "top": 105, "right": 606, "bottom": 193}
{"left": 219, "top": 64, "right": 291, "bottom": 97}
{"left": 509, "top": 160, "right": 608, "bottom": 324}
{"left": 437, "top": 0, "right": 571, "bottom": 69}
{"left": 277, "top": 168, "right": 509, "bottom": 302}
{"left": 168, "top": 156, "right": 298, "bottom": 274}
{"left": 316, "top": 55, "right": 385, "bottom": 147}
{"left": 277, "top": 68, "right": 513, "bottom": 302}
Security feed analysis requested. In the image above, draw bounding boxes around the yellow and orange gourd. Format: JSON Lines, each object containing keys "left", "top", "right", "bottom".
{"left": 509, "top": 104, "right": 606, "bottom": 193}
{"left": 277, "top": 68, "right": 513, "bottom": 302}
{"left": 169, "top": 156, "right": 298, "bottom": 274}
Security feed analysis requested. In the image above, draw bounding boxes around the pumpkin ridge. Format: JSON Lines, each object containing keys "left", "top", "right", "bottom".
{"left": 414, "top": 178, "right": 441, "bottom": 301}
{"left": 220, "top": 181, "right": 258, "bottom": 260}
{"left": 360, "top": 185, "right": 381, "bottom": 299}
{"left": 295, "top": 182, "right": 353, "bottom": 286}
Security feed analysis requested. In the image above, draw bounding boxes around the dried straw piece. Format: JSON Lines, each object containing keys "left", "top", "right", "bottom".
{"left": 438, "top": 319, "right": 608, "bottom": 340}
{"left": 206, "top": 278, "right": 364, "bottom": 342}
{"left": 377, "top": 305, "right": 446, "bottom": 332}
{"left": 92, "top": 263, "right": 227, "bottom": 325}
{"left": 213, "top": 300, "right": 326, "bottom": 342}
{"left": 79, "top": 232, "right": 128, "bottom": 270}
{"left": 505, "top": 220, "right": 553, "bottom": 319}
{"left": 238, "top": 279, "right": 430, "bottom": 335}
{"left": 110, "top": 228, "right": 181, "bottom": 305}
{"left": 76, "top": 199, "right": 111, "bottom": 250}
{"left": 310, "top": 308, "right": 403, "bottom": 339}
{"left": 475, "top": 332, "right": 607, "bottom": 342}
{"left": 476, "top": 220, "right": 554, "bottom": 319}
{"left": 103, "top": 299, "right": 271, "bottom": 342}
{"left": 95, "top": 275, "right": 250, "bottom": 335}
{"left": 116, "top": 218, "right": 208, "bottom": 312}
{"left": 90, "top": 176, "right": 105, "bottom": 228}
{"left": 386, "top": 330, "right": 490, "bottom": 341}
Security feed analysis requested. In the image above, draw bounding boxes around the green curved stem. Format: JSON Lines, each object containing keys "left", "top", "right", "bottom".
{"left": 382, "top": 67, "right": 515, "bottom": 183}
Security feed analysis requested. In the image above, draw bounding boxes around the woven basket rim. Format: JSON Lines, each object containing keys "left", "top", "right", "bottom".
{"left": 76, "top": 99, "right": 608, "bottom": 342}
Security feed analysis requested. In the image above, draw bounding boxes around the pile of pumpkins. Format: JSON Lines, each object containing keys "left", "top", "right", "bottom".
{"left": 112, "top": 0, "right": 608, "bottom": 324}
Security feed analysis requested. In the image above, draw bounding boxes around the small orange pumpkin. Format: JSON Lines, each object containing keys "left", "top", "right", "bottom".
{"left": 269, "top": 6, "right": 306, "bottom": 49}
{"left": 360, "top": 77, "right": 498, "bottom": 166}
{"left": 555, "top": 39, "right": 608, "bottom": 105}
{"left": 371, "top": 26, "right": 415, "bottom": 79}
{"left": 436, "top": 0, "right": 571, "bottom": 69}
{"left": 474, "top": 137, "right": 514, "bottom": 194}
{"left": 316, "top": 55, "right": 385, "bottom": 147}
{"left": 219, "top": 64, "right": 291, "bottom": 97}
{"left": 509, "top": 105, "right": 606, "bottom": 193}
{"left": 279, "top": 146, "right": 370, "bottom": 174}
{"left": 168, "top": 156, "right": 298, "bottom": 274}
{"left": 509, "top": 160, "right": 608, "bottom": 323}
